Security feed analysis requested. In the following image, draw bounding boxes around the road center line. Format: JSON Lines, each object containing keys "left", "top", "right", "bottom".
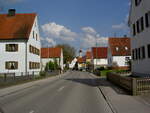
{"left": 57, "top": 86, "right": 65, "bottom": 92}
{"left": 29, "top": 110, "right": 35, "bottom": 113}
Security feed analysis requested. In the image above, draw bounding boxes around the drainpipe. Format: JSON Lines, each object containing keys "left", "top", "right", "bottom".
{"left": 25, "top": 41, "right": 28, "bottom": 75}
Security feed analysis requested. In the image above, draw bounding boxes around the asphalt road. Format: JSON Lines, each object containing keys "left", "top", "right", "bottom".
{"left": 0, "top": 71, "right": 113, "bottom": 113}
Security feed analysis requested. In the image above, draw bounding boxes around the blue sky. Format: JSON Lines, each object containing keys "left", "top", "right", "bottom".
{"left": 0, "top": 0, "right": 130, "bottom": 51}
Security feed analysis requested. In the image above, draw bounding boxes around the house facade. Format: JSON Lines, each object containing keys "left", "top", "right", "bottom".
{"left": 129, "top": 0, "right": 150, "bottom": 76}
{"left": 0, "top": 9, "right": 41, "bottom": 76}
{"left": 92, "top": 47, "right": 108, "bottom": 69}
{"left": 108, "top": 37, "right": 131, "bottom": 70}
{"left": 85, "top": 50, "right": 92, "bottom": 63}
{"left": 77, "top": 56, "right": 86, "bottom": 70}
{"left": 41, "top": 47, "right": 64, "bottom": 71}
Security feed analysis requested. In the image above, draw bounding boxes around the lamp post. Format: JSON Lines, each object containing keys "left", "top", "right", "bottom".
{"left": 95, "top": 34, "right": 99, "bottom": 69}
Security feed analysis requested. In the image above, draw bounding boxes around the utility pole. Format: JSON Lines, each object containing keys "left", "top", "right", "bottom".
{"left": 48, "top": 46, "right": 50, "bottom": 71}
{"left": 96, "top": 40, "right": 98, "bottom": 69}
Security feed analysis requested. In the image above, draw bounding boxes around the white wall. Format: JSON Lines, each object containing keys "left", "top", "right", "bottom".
{"left": 0, "top": 16, "right": 41, "bottom": 76}
{"left": 112, "top": 56, "right": 131, "bottom": 67}
{"left": 93, "top": 59, "right": 108, "bottom": 66}
{"left": 0, "top": 41, "right": 26, "bottom": 74}
{"left": 60, "top": 49, "right": 64, "bottom": 70}
{"left": 27, "top": 16, "right": 41, "bottom": 74}
{"left": 107, "top": 46, "right": 112, "bottom": 67}
{"left": 93, "top": 58, "right": 108, "bottom": 69}
{"left": 130, "top": 0, "right": 150, "bottom": 74}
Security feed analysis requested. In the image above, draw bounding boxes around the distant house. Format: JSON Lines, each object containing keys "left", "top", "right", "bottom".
{"left": 92, "top": 47, "right": 108, "bottom": 69}
{"left": 85, "top": 50, "right": 92, "bottom": 63}
{"left": 108, "top": 37, "right": 131, "bottom": 70}
{"left": 77, "top": 57, "right": 86, "bottom": 70}
{"left": 128, "top": 0, "right": 150, "bottom": 76}
{"left": 85, "top": 50, "right": 92, "bottom": 70}
{"left": 0, "top": 9, "right": 41, "bottom": 76}
{"left": 41, "top": 47, "right": 63, "bottom": 71}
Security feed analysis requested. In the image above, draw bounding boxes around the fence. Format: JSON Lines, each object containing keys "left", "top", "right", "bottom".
{"left": 107, "top": 72, "right": 150, "bottom": 95}
{"left": 0, "top": 70, "right": 60, "bottom": 85}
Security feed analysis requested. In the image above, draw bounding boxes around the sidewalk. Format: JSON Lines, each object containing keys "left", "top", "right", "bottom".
{"left": 90, "top": 74, "right": 150, "bottom": 113}
{"left": 0, "top": 71, "right": 69, "bottom": 97}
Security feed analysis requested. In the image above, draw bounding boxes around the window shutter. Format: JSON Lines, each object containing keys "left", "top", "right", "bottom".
{"left": 6, "top": 44, "right": 9, "bottom": 51}
{"left": 16, "top": 62, "right": 18, "bottom": 69}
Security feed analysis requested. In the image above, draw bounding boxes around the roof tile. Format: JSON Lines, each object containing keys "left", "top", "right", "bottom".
{"left": 0, "top": 13, "right": 36, "bottom": 40}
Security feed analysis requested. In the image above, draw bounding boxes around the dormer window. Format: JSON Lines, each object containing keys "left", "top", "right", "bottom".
{"left": 135, "top": 0, "right": 142, "bottom": 6}
{"left": 116, "top": 47, "right": 119, "bottom": 51}
{"left": 125, "top": 47, "right": 128, "bottom": 50}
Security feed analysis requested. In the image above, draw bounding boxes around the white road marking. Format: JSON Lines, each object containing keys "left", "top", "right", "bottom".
{"left": 57, "top": 86, "right": 65, "bottom": 92}
{"left": 29, "top": 110, "right": 35, "bottom": 113}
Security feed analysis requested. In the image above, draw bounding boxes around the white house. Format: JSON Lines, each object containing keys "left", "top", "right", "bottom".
{"left": 41, "top": 47, "right": 64, "bottom": 71}
{"left": 0, "top": 9, "right": 41, "bottom": 76}
{"left": 92, "top": 47, "right": 108, "bottom": 69}
{"left": 128, "top": 0, "right": 150, "bottom": 76}
{"left": 108, "top": 37, "right": 131, "bottom": 70}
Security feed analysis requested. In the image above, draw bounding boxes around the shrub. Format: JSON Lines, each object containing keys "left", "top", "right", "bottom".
{"left": 45, "top": 60, "right": 60, "bottom": 71}
{"left": 40, "top": 71, "right": 46, "bottom": 77}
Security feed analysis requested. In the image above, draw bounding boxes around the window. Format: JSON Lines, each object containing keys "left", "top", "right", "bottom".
{"left": 29, "top": 45, "right": 40, "bottom": 55}
{"left": 136, "top": 20, "right": 140, "bottom": 33}
{"left": 140, "top": 17, "right": 144, "bottom": 31}
{"left": 116, "top": 47, "right": 119, "bottom": 51}
{"left": 29, "top": 62, "right": 40, "bottom": 69}
{"left": 33, "top": 31, "right": 35, "bottom": 39}
{"left": 132, "top": 50, "right": 135, "bottom": 60}
{"left": 5, "top": 61, "right": 18, "bottom": 70}
{"left": 135, "top": 0, "right": 142, "bottom": 6}
{"left": 138, "top": 48, "right": 141, "bottom": 59}
{"left": 147, "top": 44, "right": 150, "bottom": 58}
{"left": 135, "top": 49, "right": 138, "bottom": 60}
{"left": 36, "top": 34, "right": 38, "bottom": 41}
{"left": 133, "top": 24, "right": 136, "bottom": 36}
{"left": 145, "top": 11, "right": 150, "bottom": 28}
{"left": 125, "top": 47, "right": 128, "bottom": 51}
{"left": 142, "top": 46, "right": 145, "bottom": 59}
{"left": 6, "top": 44, "right": 18, "bottom": 52}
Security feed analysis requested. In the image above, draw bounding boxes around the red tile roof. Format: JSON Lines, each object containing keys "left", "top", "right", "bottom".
{"left": 108, "top": 37, "right": 131, "bottom": 56}
{"left": 0, "top": 13, "right": 36, "bottom": 40}
{"left": 92, "top": 47, "right": 108, "bottom": 59}
{"left": 86, "top": 51, "right": 92, "bottom": 59}
{"left": 77, "top": 57, "right": 84, "bottom": 63}
{"left": 41, "top": 47, "right": 62, "bottom": 58}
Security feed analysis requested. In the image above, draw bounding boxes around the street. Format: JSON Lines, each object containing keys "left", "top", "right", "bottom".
{"left": 0, "top": 71, "right": 113, "bottom": 113}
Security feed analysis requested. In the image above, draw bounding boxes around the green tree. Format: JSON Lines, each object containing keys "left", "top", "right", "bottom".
{"left": 56, "top": 44, "right": 76, "bottom": 64}
{"left": 45, "top": 60, "right": 59, "bottom": 71}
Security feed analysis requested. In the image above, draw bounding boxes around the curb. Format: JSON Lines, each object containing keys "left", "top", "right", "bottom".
{"left": 89, "top": 73, "right": 117, "bottom": 113}
{"left": 98, "top": 86, "right": 118, "bottom": 113}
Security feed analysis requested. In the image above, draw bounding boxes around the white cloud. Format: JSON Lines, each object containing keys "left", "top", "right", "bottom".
{"left": 41, "top": 37, "right": 56, "bottom": 47}
{"left": 41, "top": 22, "right": 108, "bottom": 50}
{"left": 81, "top": 27, "right": 97, "bottom": 35}
{"left": 41, "top": 22, "right": 77, "bottom": 42}
{"left": 80, "top": 27, "right": 108, "bottom": 48}
{"left": 112, "top": 14, "right": 129, "bottom": 31}
{"left": 45, "top": 38, "right": 56, "bottom": 46}
{"left": 112, "top": 23, "right": 127, "bottom": 29}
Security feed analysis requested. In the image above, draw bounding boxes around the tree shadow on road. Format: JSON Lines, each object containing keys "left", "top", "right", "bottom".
{"left": 65, "top": 77, "right": 129, "bottom": 95}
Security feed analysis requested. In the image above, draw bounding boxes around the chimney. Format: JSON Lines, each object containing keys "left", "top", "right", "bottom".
{"left": 8, "top": 9, "right": 16, "bottom": 16}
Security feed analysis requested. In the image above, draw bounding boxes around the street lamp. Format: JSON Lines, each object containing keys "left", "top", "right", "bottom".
{"left": 95, "top": 34, "right": 99, "bottom": 69}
